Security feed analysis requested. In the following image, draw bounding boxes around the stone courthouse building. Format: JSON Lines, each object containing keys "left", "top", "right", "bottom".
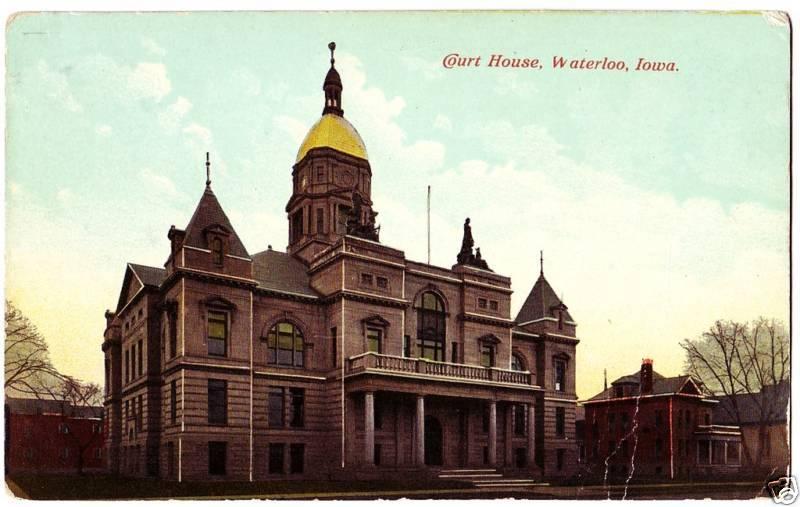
{"left": 101, "top": 43, "right": 579, "bottom": 482}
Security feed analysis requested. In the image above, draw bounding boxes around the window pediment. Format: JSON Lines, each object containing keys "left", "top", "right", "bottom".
{"left": 361, "top": 314, "right": 390, "bottom": 328}
{"left": 477, "top": 333, "right": 501, "bottom": 344}
{"left": 200, "top": 295, "right": 237, "bottom": 312}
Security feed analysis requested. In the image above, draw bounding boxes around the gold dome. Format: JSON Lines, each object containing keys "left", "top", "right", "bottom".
{"left": 295, "top": 114, "right": 368, "bottom": 163}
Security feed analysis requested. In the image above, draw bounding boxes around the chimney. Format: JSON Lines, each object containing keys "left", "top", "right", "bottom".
{"left": 640, "top": 358, "right": 654, "bottom": 394}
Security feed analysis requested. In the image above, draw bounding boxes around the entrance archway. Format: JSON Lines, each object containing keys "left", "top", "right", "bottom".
{"left": 424, "top": 415, "right": 443, "bottom": 466}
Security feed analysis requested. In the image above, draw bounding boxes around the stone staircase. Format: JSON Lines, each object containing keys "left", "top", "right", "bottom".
{"left": 437, "top": 468, "right": 542, "bottom": 489}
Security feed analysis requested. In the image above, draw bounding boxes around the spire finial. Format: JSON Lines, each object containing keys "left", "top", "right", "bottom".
{"left": 540, "top": 250, "right": 544, "bottom": 276}
{"left": 205, "top": 152, "right": 211, "bottom": 188}
{"left": 328, "top": 41, "right": 336, "bottom": 67}
{"left": 604, "top": 368, "right": 608, "bottom": 391}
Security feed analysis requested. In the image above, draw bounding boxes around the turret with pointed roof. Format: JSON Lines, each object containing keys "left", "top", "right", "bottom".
{"left": 165, "top": 155, "right": 252, "bottom": 279}
{"left": 514, "top": 252, "right": 576, "bottom": 337}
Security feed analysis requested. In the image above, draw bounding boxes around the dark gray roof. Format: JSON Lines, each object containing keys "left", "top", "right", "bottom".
{"left": 515, "top": 274, "right": 574, "bottom": 324}
{"left": 587, "top": 371, "right": 700, "bottom": 402}
{"left": 252, "top": 248, "right": 319, "bottom": 297}
{"left": 6, "top": 397, "right": 102, "bottom": 418}
{"left": 182, "top": 187, "right": 249, "bottom": 258}
{"left": 129, "top": 263, "right": 167, "bottom": 288}
{"left": 713, "top": 381, "right": 789, "bottom": 426}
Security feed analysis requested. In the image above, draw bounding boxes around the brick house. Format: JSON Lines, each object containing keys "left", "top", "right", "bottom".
{"left": 101, "top": 43, "right": 579, "bottom": 482}
{"left": 581, "top": 360, "right": 742, "bottom": 481}
{"left": 5, "top": 397, "right": 105, "bottom": 474}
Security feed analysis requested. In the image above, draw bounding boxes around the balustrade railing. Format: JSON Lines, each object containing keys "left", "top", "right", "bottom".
{"left": 347, "top": 352, "right": 533, "bottom": 386}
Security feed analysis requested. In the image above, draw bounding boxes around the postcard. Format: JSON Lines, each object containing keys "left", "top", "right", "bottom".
{"left": 4, "top": 9, "right": 791, "bottom": 501}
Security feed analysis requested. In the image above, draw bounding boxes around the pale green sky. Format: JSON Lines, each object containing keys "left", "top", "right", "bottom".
{"left": 5, "top": 12, "right": 790, "bottom": 399}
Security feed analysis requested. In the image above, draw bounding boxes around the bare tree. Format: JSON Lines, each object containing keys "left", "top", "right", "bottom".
{"left": 5, "top": 300, "right": 63, "bottom": 398}
{"left": 47, "top": 377, "right": 104, "bottom": 475}
{"left": 680, "top": 317, "right": 789, "bottom": 467}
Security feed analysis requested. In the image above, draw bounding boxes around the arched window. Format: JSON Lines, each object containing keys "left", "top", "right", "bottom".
{"left": 511, "top": 353, "right": 526, "bottom": 372}
{"left": 266, "top": 322, "right": 304, "bottom": 367}
{"left": 416, "top": 291, "right": 445, "bottom": 361}
{"left": 211, "top": 237, "right": 223, "bottom": 265}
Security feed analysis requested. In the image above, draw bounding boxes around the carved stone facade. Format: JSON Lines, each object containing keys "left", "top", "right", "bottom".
{"left": 102, "top": 44, "right": 579, "bottom": 482}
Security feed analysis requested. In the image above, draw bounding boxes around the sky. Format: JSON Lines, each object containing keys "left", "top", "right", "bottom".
{"left": 5, "top": 11, "right": 790, "bottom": 400}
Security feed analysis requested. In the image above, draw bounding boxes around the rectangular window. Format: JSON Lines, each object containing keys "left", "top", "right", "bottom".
{"left": 208, "top": 441, "right": 226, "bottom": 475}
{"left": 451, "top": 342, "right": 459, "bottom": 363}
{"left": 290, "top": 388, "right": 305, "bottom": 428}
{"left": 290, "top": 443, "right": 305, "bottom": 474}
{"left": 478, "top": 298, "right": 487, "bottom": 309}
{"left": 331, "top": 327, "right": 337, "bottom": 367}
{"left": 269, "top": 443, "right": 285, "bottom": 474}
{"left": 169, "top": 311, "right": 178, "bottom": 358}
{"left": 268, "top": 387, "right": 285, "bottom": 428}
{"left": 614, "top": 386, "right": 624, "bottom": 398}
{"left": 316, "top": 208, "right": 324, "bottom": 233}
{"left": 556, "top": 407, "right": 565, "bottom": 437}
{"left": 489, "top": 300, "right": 499, "bottom": 311}
{"left": 207, "top": 311, "right": 227, "bottom": 356}
{"left": 170, "top": 380, "right": 177, "bottom": 424}
{"left": 137, "top": 339, "right": 143, "bottom": 377}
{"left": 208, "top": 379, "right": 227, "bottom": 425}
{"left": 366, "top": 327, "right": 382, "bottom": 353}
{"left": 554, "top": 359, "right": 567, "bottom": 392}
{"left": 125, "top": 349, "right": 130, "bottom": 383}
{"left": 137, "top": 394, "right": 143, "bottom": 431}
{"left": 480, "top": 343, "right": 495, "bottom": 367}
{"left": 698, "top": 440, "right": 710, "bottom": 464}
{"left": 376, "top": 276, "right": 388, "bottom": 289}
{"left": 402, "top": 335, "right": 411, "bottom": 357}
{"left": 291, "top": 210, "right": 303, "bottom": 242}
{"left": 360, "top": 273, "right": 373, "bottom": 286}
{"left": 514, "top": 404, "right": 526, "bottom": 436}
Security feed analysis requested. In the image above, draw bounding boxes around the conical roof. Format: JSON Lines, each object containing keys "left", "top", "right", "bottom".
{"left": 515, "top": 273, "right": 574, "bottom": 324}
{"left": 182, "top": 187, "right": 249, "bottom": 258}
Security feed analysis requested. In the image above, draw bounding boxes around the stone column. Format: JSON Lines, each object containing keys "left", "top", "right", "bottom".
{"left": 527, "top": 403, "right": 536, "bottom": 468}
{"left": 415, "top": 395, "right": 425, "bottom": 466}
{"left": 488, "top": 401, "right": 497, "bottom": 467}
{"left": 364, "top": 392, "right": 375, "bottom": 466}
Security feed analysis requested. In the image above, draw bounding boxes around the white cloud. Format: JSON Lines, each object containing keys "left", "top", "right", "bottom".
{"left": 141, "top": 37, "right": 167, "bottom": 57}
{"left": 127, "top": 62, "right": 172, "bottom": 102}
{"left": 433, "top": 114, "right": 452, "bottom": 132}
{"left": 95, "top": 124, "right": 112, "bottom": 136}
{"left": 494, "top": 72, "right": 538, "bottom": 97}
{"left": 401, "top": 55, "right": 443, "bottom": 81}
{"left": 182, "top": 123, "right": 213, "bottom": 145}
{"left": 273, "top": 115, "right": 308, "bottom": 145}
{"left": 140, "top": 168, "right": 179, "bottom": 197}
{"left": 159, "top": 96, "right": 193, "bottom": 131}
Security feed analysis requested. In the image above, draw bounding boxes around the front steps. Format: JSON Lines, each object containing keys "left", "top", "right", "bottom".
{"left": 438, "top": 468, "right": 543, "bottom": 489}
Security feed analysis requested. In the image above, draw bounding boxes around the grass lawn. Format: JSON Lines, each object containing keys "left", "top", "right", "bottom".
{"left": 7, "top": 474, "right": 473, "bottom": 500}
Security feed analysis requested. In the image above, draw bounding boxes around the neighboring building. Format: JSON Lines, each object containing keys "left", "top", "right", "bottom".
{"left": 712, "top": 381, "right": 789, "bottom": 474}
{"left": 101, "top": 43, "right": 579, "bottom": 482}
{"left": 581, "top": 360, "right": 742, "bottom": 481}
{"left": 5, "top": 397, "right": 105, "bottom": 475}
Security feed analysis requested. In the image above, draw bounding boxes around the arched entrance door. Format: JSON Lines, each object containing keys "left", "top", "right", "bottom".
{"left": 424, "top": 415, "right": 443, "bottom": 466}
